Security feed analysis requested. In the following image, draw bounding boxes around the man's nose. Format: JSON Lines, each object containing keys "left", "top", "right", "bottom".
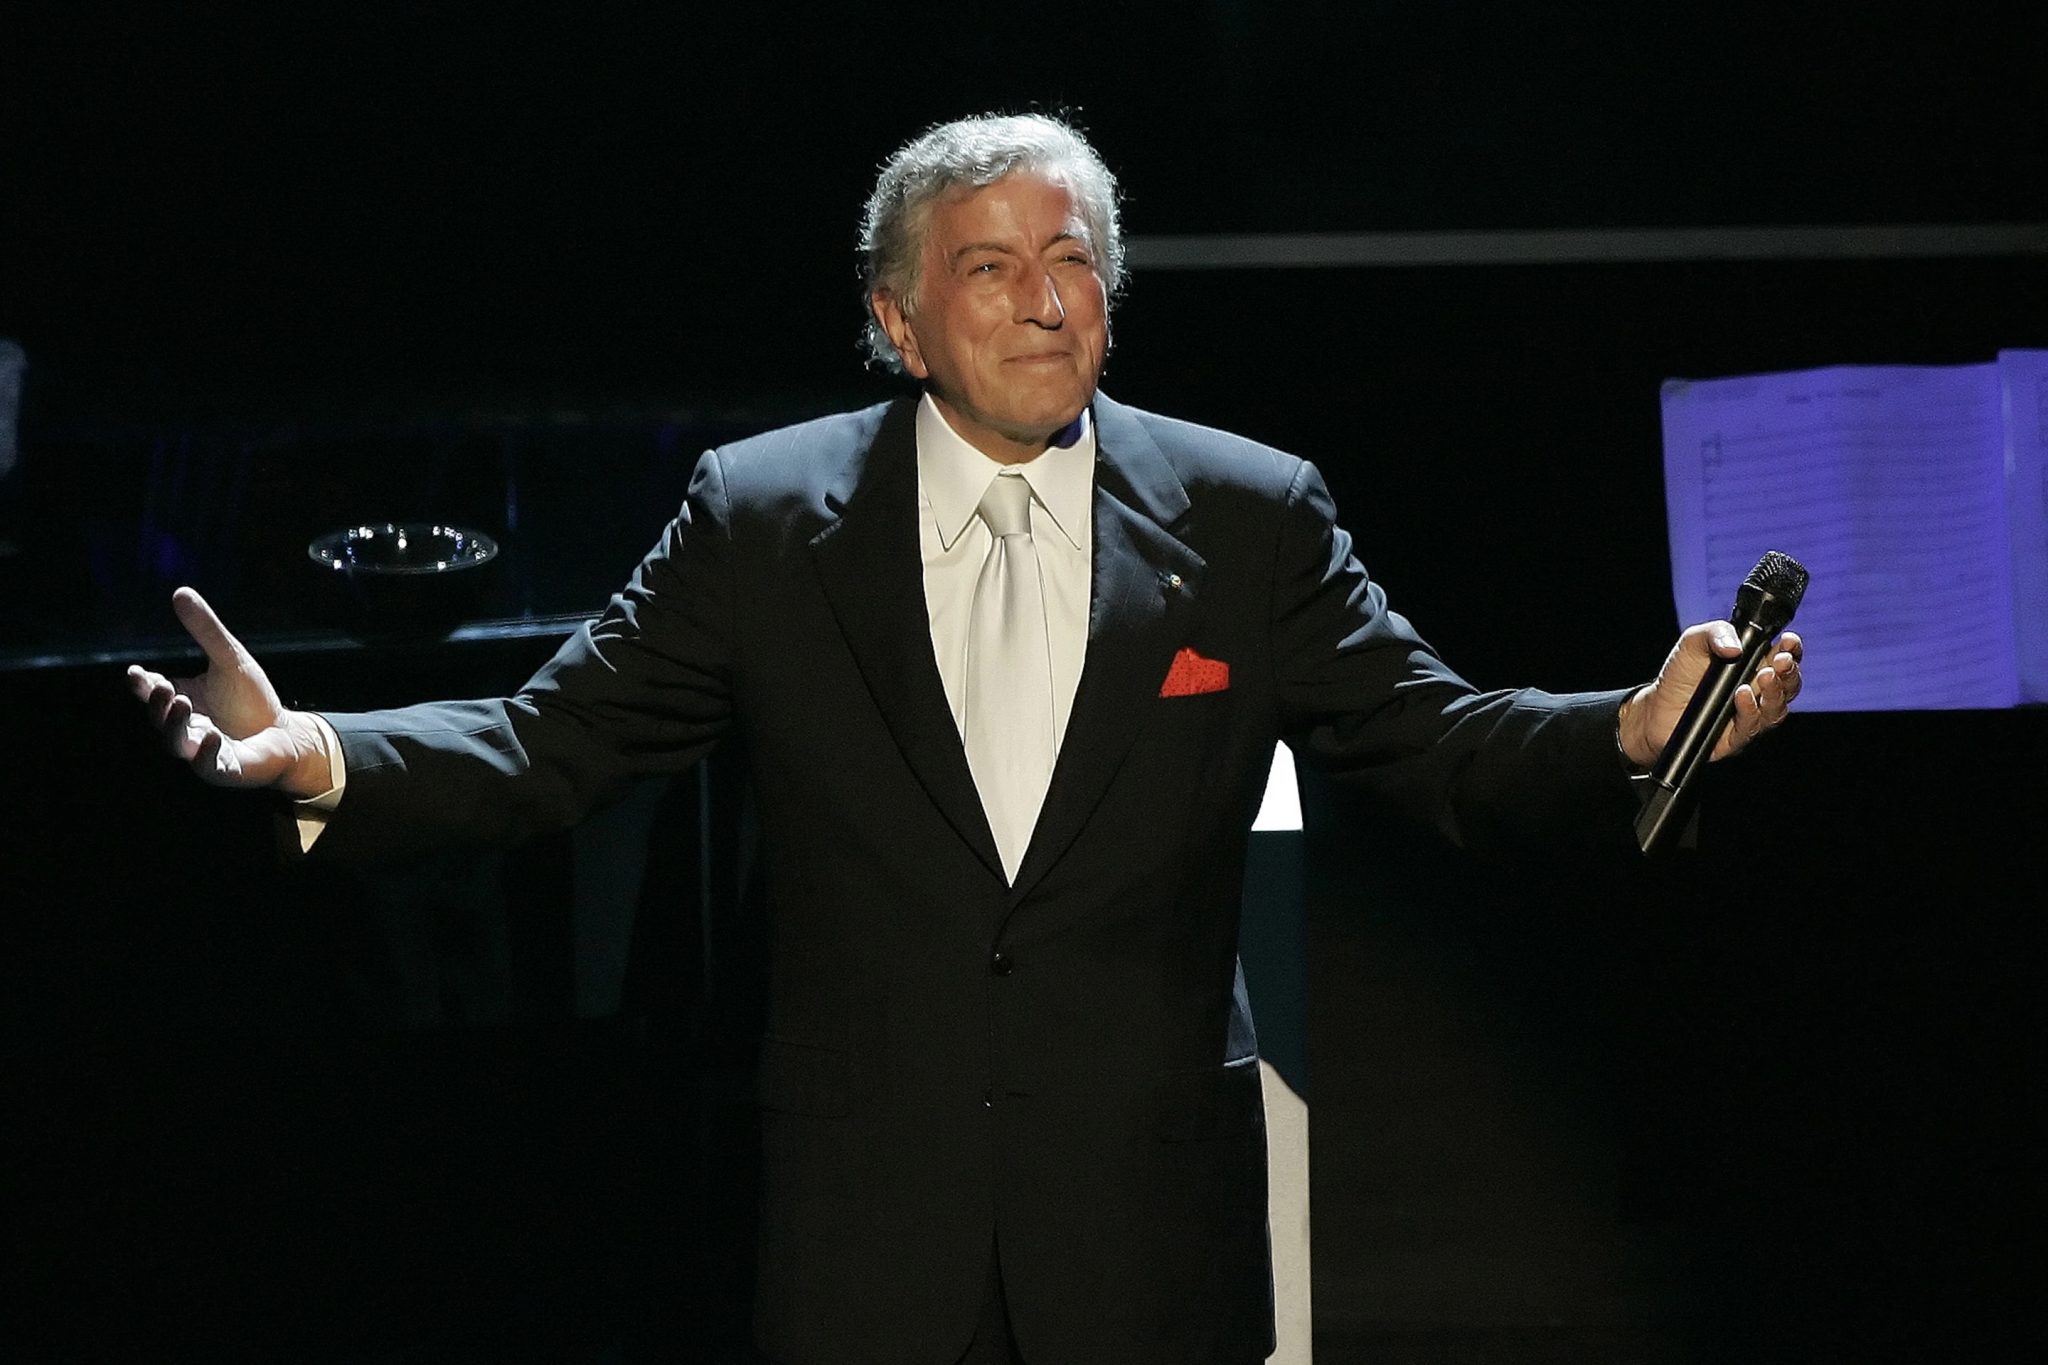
{"left": 1016, "top": 270, "right": 1067, "bottom": 328}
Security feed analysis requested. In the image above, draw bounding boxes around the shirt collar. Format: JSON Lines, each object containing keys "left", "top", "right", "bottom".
{"left": 916, "top": 393, "right": 1095, "bottom": 552}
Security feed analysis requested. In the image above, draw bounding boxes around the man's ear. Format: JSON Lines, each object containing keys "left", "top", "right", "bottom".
{"left": 870, "top": 290, "right": 928, "bottom": 379}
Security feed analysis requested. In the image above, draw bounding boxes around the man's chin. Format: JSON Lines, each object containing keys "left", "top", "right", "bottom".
{"left": 930, "top": 384, "right": 1096, "bottom": 456}
{"left": 992, "top": 415, "right": 1084, "bottom": 451}
{"left": 993, "top": 394, "right": 1094, "bottom": 446}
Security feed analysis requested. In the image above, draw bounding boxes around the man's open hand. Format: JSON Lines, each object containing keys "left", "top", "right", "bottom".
{"left": 126, "top": 587, "right": 334, "bottom": 797}
{"left": 1617, "top": 622, "right": 1804, "bottom": 769}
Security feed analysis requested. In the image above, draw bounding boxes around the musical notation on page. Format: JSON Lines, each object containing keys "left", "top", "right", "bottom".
{"left": 1660, "top": 350, "right": 2046, "bottom": 711}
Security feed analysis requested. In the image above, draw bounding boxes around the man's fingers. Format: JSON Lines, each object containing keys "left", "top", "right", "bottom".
{"left": 1754, "top": 674, "right": 1782, "bottom": 721}
{"left": 130, "top": 667, "right": 173, "bottom": 725}
{"left": 191, "top": 726, "right": 229, "bottom": 782}
{"left": 162, "top": 692, "right": 197, "bottom": 755}
{"left": 130, "top": 665, "right": 176, "bottom": 717}
{"left": 1667, "top": 626, "right": 1803, "bottom": 764}
{"left": 171, "top": 587, "right": 246, "bottom": 671}
{"left": 171, "top": 703, "right": 230, "bottom": 777}
{"left": 1741, "top": 688, "right": 1762, "bottom": 736}
{"left": 1720, "top": 684, "right": 1760, "bottom": 755}
{"left": 1757, "top": 651, "right": 1803, "bottom": 723}
{"left": 151, "top": 676, "right": 180, "bottom": 729}
{"left": 146, "top": 687, "right": 263, "bottom": 786}
{"left": 1774, "top": 644, "right": 1803, "bottom": 703}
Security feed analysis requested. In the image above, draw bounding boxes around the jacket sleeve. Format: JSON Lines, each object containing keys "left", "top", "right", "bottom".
{"left": 1269, "top": 458, "right": 1638, "bottom": 852}
{"left": 306, "top": 448, "right": 738, "bottom": 863}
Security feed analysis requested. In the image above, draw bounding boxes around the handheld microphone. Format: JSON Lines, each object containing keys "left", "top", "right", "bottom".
{"left": 1635, "top": 550, "right": 1808, "bottom": 855}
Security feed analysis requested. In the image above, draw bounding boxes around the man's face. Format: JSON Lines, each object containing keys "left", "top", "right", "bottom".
{"left": 872, "top": 171, "right": 1110, "bottom": 464}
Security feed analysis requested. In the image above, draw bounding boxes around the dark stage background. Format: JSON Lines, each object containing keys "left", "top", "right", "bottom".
{"left": 4, "top": 4, "right": 2045, "bottom": 1362}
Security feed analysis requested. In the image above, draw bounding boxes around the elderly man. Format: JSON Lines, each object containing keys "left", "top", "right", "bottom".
{"left": 130, "top": 113, "right": 1802, "bottom": 1365}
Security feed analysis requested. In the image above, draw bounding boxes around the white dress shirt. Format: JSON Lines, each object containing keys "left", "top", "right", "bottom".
{"left": 914, "top": 393, "right": 1094, "bottom": 756}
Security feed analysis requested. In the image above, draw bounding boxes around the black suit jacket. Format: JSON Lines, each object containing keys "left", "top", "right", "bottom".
{"left": 312, "top": 393, "right": 1638, "bottom": 1364}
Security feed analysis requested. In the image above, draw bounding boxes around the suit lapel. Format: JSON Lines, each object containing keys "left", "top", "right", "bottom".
{"left": 811, "top": 398, "right": 1007, "bottom": 881}
{"left": 1007, "top": 396, "right": 1204, "bottom": 902}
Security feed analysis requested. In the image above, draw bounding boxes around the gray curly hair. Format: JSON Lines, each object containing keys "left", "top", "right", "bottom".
{"left": 859, "top": 112, "right": 1125, "bottom": 373}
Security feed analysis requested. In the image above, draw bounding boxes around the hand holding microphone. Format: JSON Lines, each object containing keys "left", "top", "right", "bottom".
{"left": 1630, "top": 551, "right": 1809, "bottom": 855}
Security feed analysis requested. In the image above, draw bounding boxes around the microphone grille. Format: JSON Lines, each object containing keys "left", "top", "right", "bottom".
{"left": 1745, "top": 550, "right": 1809, "bottom": 607}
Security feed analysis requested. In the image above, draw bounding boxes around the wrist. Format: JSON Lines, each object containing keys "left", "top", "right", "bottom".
{"left": 278, "top": 710, "right": 337, "bottom": 798}
{"left": 1615, "top": 684, "right": 1659, "bottom": 771}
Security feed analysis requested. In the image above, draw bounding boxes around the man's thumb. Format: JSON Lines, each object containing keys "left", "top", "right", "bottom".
{"left": 171, "top": 587, "right": 244, "bottom": 670}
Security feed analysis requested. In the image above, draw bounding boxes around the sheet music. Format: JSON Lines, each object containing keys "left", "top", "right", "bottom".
{"left": 2001, "top": 350, "right": 2048, "bottom": 703}
{"left": 1661, "top": 361, "right": 2019, "bottom": 711}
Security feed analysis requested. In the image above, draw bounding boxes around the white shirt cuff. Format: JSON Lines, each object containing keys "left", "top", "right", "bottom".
{"left": 292, "top": 714, "right": 347, "bottom": 852}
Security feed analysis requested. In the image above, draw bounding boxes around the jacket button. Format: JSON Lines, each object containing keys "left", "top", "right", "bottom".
{"left": 990, "top": 951, "right": 1014, "bottom": 976}
{"left": 982, "top": 1089, "right": 994, "bottom": 1108}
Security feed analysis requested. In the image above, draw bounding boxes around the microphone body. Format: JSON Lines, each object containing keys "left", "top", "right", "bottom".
{"left": 1635, "top": 552, "right": 1808, "bottom": 855}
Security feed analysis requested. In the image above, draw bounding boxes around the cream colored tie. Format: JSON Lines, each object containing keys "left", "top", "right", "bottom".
{"left": 964, "top": 471, "right": 1056, "bottom": 883}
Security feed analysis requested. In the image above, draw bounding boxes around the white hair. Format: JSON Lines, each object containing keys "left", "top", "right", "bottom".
{"left": 858, "top": 112, "right": 1125, "bottom": 373}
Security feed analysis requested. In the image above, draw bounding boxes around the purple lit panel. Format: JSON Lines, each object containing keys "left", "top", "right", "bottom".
{"left": 1659, "top": 351, "right": 2048, "bottom": 711}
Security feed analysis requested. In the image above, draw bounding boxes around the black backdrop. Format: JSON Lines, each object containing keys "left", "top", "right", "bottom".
{"left": 9, "top": 2, "right": 2046, "bottom": 418}
{"left": 4, "top": 4, "right": 2046, "bottom": 1362}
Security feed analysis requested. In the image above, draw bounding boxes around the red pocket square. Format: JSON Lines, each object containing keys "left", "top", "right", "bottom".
{"left": 1159, "top": 647, "right": 1230, "bottom": 698}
